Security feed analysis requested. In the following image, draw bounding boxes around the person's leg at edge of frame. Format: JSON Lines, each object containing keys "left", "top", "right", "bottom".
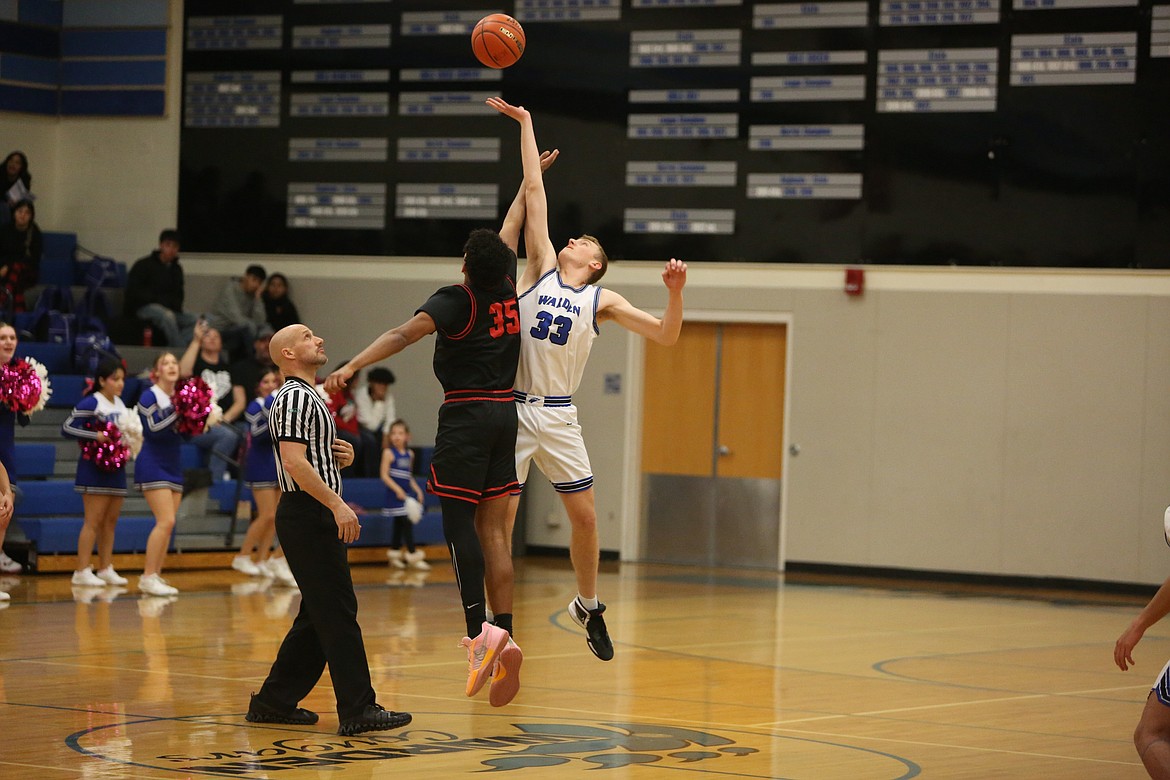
{"left": 1136, "top": 692, "right": 1170, "bottom": 779}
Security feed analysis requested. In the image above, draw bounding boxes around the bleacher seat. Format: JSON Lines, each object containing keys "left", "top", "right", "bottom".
{"left": 206, "top": 449, "right": 446, "bottom": 549}
{"left": 17, "top": 480, "right": 83, "bottom": 515}
{"left": 18, "top": 516, "right": 161, "bottom": 554}
{"left": 40, "top": 232, "right": 77, "bottom": 288}
{"left": 19, "top": 342, "right": 71, "bottom": 373}
{"left": 13, "top": 444, "right": 55, "bottom": 479}
{"left": 47, "top": 374, "right": 86, "bottom": 408}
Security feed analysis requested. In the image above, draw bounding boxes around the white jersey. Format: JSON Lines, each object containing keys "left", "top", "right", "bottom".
{"left": 515, "top": 268, "right": 601, "bottom": 401}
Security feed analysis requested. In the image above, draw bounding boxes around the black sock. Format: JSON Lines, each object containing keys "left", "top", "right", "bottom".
{"left": 493, "top": 613, "right": 513, "bottom": 638}
{"left": 440, "top": 497, "right": 486, "bottom": 638}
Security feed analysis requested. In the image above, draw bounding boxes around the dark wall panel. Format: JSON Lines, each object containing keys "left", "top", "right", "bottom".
{"left": 177, "top": 0, "right": 1170, "bottom": 268}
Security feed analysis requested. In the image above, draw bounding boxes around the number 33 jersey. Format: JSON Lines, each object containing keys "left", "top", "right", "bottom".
{"left": 515, "top": 268, "right": 602, "bottom": 398}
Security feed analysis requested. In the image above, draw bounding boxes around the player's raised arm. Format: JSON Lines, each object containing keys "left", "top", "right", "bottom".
{"left": 499, "top": 149, "right": 560, "bottom": 254}
{"left": 597, "top": 258, "right": 687, "bottom": 346}
{"left": 487, "top": 97, "right": 557, "bottom": 291}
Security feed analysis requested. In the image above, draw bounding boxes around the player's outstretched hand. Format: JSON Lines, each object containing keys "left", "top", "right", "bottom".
{"left": 324, "top": 365, "right": 354, "bottom": 394}
{"left": 539, "top": 149, "right": 560, "bottom": 172}
{"left": 486, "top": 96, "right": 529, "bottom": 123}
{"left": 663, "top": 258, "right": 688, "bottom": 291}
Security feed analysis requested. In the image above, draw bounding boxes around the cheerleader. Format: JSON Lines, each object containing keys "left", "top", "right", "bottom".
{"left": 135, "top": 352, "right": 183, "bottom": 597}
{"left": 231, "top": 369, "right": 295, "bottom": 586}
{"left": 62, "top": 358, "right": 131, "bottom": 587}
{"left": 380, "top": 419, "right": 429, "bottom": 571}
{"left": 0, "top": 322, "right": 27, "bottom": 574}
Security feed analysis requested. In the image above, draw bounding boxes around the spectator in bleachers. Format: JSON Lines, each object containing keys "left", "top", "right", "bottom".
{"left": 229, "top": 325, "right": 276, "bottom": 407}
{"left": 262, "top": 273, "right": 301, "bottom": 332}
{"left": 0, "top": 200, "right": 42, "bottom": 313}
{"left": 321, "top": 359, "right": 363, "bottom": 479}
{"left": 0, "top": 322, "right": 25, "bottom": 574}
{"left": 62, "top": 357, "right": 131, "bottom": 589}
{"left": 1, "top": 152, "right": 31, "bottom": 228}
{"left": 124, "top": 229, "right": 197, "bottom": 348}
{"left": 208, "top": 264, "right": 268, "bottom": 361}
{"left": 355, "top": 367, "right": 396, "bottom": 478}
{"left": 135, "top": 351, "right": 184, "bottom": 597}
{"left": 180, "top": 320, "right": 246, "bottom": 482}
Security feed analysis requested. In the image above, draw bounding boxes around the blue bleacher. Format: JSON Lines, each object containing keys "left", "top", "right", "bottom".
{"left": 206, "top": 445, "right": 445, "bottom": 549}
{"left": 14, "top": 480, "right": 162, "bottom": 554}
{"left": 13, "top": 443, "right": 55, "bottom": 479}
{"left": 47, "top": 374, "right": 86, "bottom": 408}
{"left": 18, "top": 342, "right": 71, "bottom": 373}
{"left": 39, "top": 231, "right": 77, "bottom": 288}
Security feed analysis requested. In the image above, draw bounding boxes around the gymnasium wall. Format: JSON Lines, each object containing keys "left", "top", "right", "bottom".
{"left": 4, "top": 0, "right": 1169, "bottom": 586}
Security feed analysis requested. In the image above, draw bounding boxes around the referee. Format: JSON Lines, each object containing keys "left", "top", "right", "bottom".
{"left": 245, "top": 323, "right": 411, "bottom": 736}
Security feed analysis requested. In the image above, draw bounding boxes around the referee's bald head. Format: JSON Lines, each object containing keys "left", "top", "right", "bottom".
{"left": 271, "top": 324, "right": 325, "bottom": 371}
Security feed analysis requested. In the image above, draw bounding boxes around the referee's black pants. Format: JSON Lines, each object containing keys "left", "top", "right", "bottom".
{"left": 257, "top": 491, "right": 376, "bottom": 721}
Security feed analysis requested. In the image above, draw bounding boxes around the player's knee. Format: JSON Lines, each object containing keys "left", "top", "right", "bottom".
{"left": 568, "top": 509, "right": 597, "bottom": 532}
{"left": 1135, "top": 716, "right": 1170, "bottom": 755}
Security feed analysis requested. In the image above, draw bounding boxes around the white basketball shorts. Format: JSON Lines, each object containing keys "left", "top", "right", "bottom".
{"left": 514, "top": 403, "right": 594, "bottom": 493}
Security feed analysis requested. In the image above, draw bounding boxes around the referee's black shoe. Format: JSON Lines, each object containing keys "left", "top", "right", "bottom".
{"left": 338, "top": 703, "right": 412, "bottom": 736}
{"left": 568, "top": 597, "right": 615, "bottom": 661}
{"left": 245, "top": 693, "right": 319, "bottom": 725}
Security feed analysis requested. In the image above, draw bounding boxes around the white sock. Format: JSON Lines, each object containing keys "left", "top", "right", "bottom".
{"left": 577, "top": 594, "right": 599, "bottom": 611}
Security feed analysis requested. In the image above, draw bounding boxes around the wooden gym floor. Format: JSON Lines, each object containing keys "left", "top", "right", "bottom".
{"left": 0, "top": 556, "right": 1159, "bottom": 778}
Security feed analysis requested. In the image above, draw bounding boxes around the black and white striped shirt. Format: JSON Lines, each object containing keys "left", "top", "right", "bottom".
{"left": 269, "top": 375, "right": 342, "bottom": 496}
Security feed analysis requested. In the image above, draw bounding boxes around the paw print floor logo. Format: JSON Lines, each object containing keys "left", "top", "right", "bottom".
{"left": 479, "top": 722, "right": 756, "bottom": 771}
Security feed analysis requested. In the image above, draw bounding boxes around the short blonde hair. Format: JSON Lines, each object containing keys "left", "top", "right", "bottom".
{"left": 582, "top": 234, "right": 609, "bottom": 284}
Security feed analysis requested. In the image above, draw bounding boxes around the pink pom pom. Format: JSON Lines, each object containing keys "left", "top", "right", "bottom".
{"left": 0, "top": 359, "right": 43, "bottom": 414}
{"left": 172, "top": 377, "right": 214, "bottom": 436}
{"left": 80, "top": 420, "right": 130, "bottom": 472}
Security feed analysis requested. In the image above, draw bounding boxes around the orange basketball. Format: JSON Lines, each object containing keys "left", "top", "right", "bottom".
{"left": 471, "top": 13, "right": 525, "bottom": 69}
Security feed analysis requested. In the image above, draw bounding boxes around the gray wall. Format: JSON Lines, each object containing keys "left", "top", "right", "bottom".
{"left": 183, "top": 259, "right": 1170, "bottom": 587}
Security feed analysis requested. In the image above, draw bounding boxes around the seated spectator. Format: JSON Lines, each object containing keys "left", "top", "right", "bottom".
{"left": 229, "top": 324, "right": 276, "bottom": 404}
{"left": 321, "top": 360, "right": 362, "bottom": 479}
{"left": 1, "top": 152, "right": 31, "bottom": 228}
{"left": 0, "top": 200, "right": 41, "bottom": 313}
{"left": 124, "top": 229, "right": 196, "bottom": 347}
{"left": 355, "top": 366, "right": 396, "bottom": 478}
{"left": 262, "top": 273, "right": 300, "bottom": 332}
{"left": 180, "top": 320, "right": 246, "bottom": 481}
{"left": 208, "top": 264, "right": 267, "bottom": 360}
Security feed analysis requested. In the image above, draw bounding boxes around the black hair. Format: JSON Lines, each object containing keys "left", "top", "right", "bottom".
{"left": 367, "top": 367, "right": 395, "bottom": 385}
{"left": 158, "top": 228, "right": 181, "bottom": 245}
{"left": 245, "top": 264, "right": 267, "bottom": 281}
{"left": 264, "top": 273, "right": 289, "bottom": 298}
{"left": 4, "top": 151, "right": 30, "bottom": 188}
{"left": 87, "top": 357, "right": 124, "bottom": 396}
{"left": 462, "top": 228, "right": 513, "bottom": 289}
{"left": 10, "top": 198, "right": 33, "bottom": 218}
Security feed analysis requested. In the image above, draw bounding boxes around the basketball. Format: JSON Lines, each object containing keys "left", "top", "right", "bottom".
{"left": 471, "top": 13, "right": 525, "bottom": 69}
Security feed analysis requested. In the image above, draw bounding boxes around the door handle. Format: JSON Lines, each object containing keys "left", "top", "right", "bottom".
{"left": 717, "top": 445, "right": 731, "bottom": 457}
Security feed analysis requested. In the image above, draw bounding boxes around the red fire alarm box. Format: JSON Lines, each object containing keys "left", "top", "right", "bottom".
{"left": 845, "top": 267, "right": 864, "bottom": 296}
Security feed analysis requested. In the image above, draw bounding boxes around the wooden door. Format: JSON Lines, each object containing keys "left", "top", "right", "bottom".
{"left": 641, "top": 323, "right": 787, "bottom": 568}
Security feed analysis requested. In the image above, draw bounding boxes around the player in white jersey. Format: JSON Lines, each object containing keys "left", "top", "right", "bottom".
{"left": 486, "top": 96, "right": 687, "bottom": 662}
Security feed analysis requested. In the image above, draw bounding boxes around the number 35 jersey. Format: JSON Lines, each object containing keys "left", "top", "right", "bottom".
{"left": 515, "top": 268, "right": 602, "bottom": 398}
